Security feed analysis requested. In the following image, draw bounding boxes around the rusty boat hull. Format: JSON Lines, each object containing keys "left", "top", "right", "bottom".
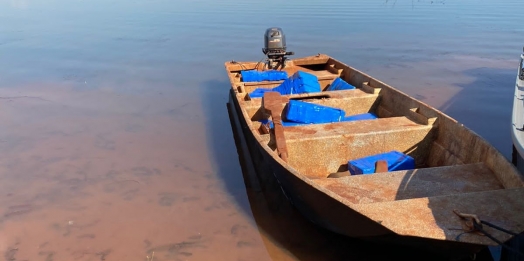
{"left": 225, "top": 54, "right": 524, "bottom": 256}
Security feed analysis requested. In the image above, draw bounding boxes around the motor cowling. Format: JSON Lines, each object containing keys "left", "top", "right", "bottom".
{"left": 262, "top": 27, "right": 294, "bottom": 69}
{"left": 263, "top": 27, "right": 287, "bottom": 56}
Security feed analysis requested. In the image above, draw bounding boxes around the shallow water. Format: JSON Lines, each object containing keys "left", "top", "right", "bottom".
{"left": 0, "top": 0, "right": 523, "bottom": 260}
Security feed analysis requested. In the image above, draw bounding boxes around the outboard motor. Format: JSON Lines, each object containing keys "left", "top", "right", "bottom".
{"left": 262, "top": 27, "right": 294, "bottom": 69}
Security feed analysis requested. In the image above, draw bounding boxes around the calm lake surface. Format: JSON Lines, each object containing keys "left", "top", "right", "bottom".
{"left": 0, "top": 0, "right": 523, "bottom": 260}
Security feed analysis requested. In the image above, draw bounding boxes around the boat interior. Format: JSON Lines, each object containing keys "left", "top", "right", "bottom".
{"left": 226, "top": 55, "right": 524, "bottom": 244}
{"left": 226, "top": 55, "right": 524, "bottom": 205}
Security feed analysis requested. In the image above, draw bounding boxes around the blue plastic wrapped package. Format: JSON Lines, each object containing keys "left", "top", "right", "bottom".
{"left": 249, "top": 88, "right": 273, "bottom": 98}
{"left": 290, "top": 71, "right": 320, "bottom": 90}
{"left": 258, "top": 112, "right": 376, "bottom": 127}
{"left": 326, "top": 77, "right": 356, "bottom": 91}
{"left": 348, "top": 150, "right": 415, "bottom": 175}
{"left": 272, "top": 78, "right": 292, "bottom": 95}
{"left": 342, "top": 113, "right": 377, "bottom": 122}
{"left": 241, "top": 70, "right": 288, "bottom": 82}
{"left": 272, "top": 71, "right": 321, "bottom": 95}
{"left": 284, "top": 100, "right": 345, "bottom": 124}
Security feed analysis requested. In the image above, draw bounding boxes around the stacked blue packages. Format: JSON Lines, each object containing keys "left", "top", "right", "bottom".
{"left": 241, "top": 70, "right": 288, "bottom": 82}
{"left": 284, "top": 100, "right": 345, "bottom": 124}
{"left": 348, "top": 150, "right": 415, "bottom": 175}
{"left": 249, "top": 71, "right": 321, "bottom": 98}
{"left": 326, "top": 77, "right": 356, "bottom": 91}
{"left": 271, "top": 71, "right": 321, "bottom": 95}
{"left": 260, "top": 100, "right": 377, "bottom": 126}
{"left": 260, "top": 112, "right": 378, "bottom": 129}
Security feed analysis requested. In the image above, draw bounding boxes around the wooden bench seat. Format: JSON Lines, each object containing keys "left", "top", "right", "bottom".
{"left": 312, "top": 163, "right": 502, "bottom": 204}
{"left": 284, "top": 116, "right": 429, "bottom": 140}
{"left": 280, "top": 116, "right": 437, "bottom": 178}
{"left": 353, "top": 187, "right": 524, "bottom": 245}
{"left": 246, "top": 88, "right": 380, "bottom": 121}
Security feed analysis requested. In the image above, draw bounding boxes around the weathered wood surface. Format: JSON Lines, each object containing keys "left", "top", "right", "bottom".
{"left": 262, "top": 91, "right": 288, "bottom": 162}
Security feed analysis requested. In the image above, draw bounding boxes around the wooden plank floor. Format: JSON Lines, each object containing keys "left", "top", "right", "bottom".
{"left": 313, "top": 163, "right": 503, "bottom": 204}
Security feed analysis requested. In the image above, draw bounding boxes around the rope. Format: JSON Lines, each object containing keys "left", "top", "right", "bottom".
{"left": 453, "top": 210, "right": 524, "bottom": 257}
{"left": 481, "top": 220, "right": 519, "bottom": 237}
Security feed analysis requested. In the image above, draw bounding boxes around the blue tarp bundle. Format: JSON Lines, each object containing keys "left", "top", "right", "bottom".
{"left": 348, "top": 150, "right": 415, "bottom": 175}
{"left": 241, "top": 70, "right": 288, "bottom": 82}
{"left": 259, "top": 113, "right": 377, "bottom": 128}
{"left": 258, "top": 102, "right": 378, "bottom": 128}
{"left": 272, "top": 71, "right": 321, "bottom": 95}
{"left": 326, "top": 77, "right": 356, "bottom": 91}
{"left": 249, "top": 71, "right": 321, "bottom": 98}
{"left": 342, "top": 113, "right": 377, "bottom": 122}
{"left": 284, "top": 100, "right": 345, "bottom": 124}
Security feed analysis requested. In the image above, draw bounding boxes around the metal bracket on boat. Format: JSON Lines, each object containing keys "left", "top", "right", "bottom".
{"left": 452, "top": 210, "right": 483, "bottom": 234}
{"left": 262, "top": 91, "right": 289, "bottom": 162}
{"left": 516, "top": 94, "right": 524, "bottom": 100}
{"left": 453, "top": 210, "right": 523, "bottom": 257}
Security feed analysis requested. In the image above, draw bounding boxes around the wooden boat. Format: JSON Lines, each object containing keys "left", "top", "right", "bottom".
{"left": 225, "top": 53, "right": 524, "bottom": 255}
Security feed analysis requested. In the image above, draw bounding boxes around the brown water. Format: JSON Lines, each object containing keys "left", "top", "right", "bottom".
{"left": 0, "top": 83, "right": 266, "bottom": 260}
{"left": 0, "top": 0, "right": 523, "bottom": 260}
